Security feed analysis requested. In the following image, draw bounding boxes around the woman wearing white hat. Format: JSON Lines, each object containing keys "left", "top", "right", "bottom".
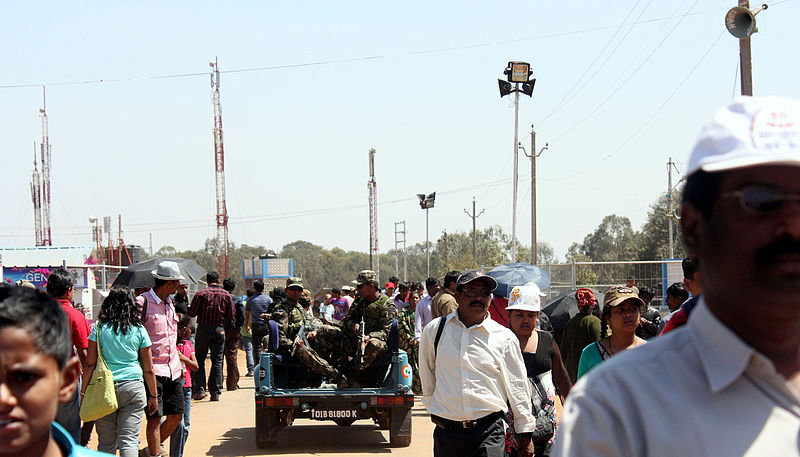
{"left": 504, "top": 283, "right": 572, "bottom": 457}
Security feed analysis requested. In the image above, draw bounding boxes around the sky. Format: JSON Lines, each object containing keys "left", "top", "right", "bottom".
{"left": 2, "top": 0, "right": 798, "bottom": 264}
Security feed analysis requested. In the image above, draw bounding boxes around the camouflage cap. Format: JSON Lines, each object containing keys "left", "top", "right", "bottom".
{"left": 354, "top": 270, "right": 378, "bottom": 285}
{"left": 286, "top": 277, "right": 304, "bottom": 290}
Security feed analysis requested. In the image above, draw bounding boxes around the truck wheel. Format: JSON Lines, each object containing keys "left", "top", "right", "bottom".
{"left": 334, "top": 418, "right": 356, "bottom": 427}
{"left": 388, "top": 407, "right": 412, "bottom": 447}
{"left": 255, "top": 409, "right": 279, "bottom": 448}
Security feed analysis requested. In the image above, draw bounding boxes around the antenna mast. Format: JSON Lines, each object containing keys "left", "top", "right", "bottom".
{"left": 368, "top": 148, "right": 379, "bottom": 276}
{"left": 31, "top": 143, "right": 43, "bottom": 245}
{"left": 210, "top": 58, "right": 230, "bottom": 278}
{"left": 39, "top": 87, "right": 53, "bottom": 246}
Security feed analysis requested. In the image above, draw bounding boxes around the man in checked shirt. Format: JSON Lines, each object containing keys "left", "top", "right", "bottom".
{"left": 189, "top": 271, "right": 235, "bottom": 401}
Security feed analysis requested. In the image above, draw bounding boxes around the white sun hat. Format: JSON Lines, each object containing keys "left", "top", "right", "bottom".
{"left": 688, "top": 96, "right": 800, "bottom": 175}
{"left": 151, "top": 261, "right": 185, "bottom": 281}
{"left": 506, "top": 282, "right": 547, "bottom": 313}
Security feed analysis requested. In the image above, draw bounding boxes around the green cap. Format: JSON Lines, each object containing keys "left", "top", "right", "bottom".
{"left": 354, "top": 270, "right": 378, "bottom": 285}
{"left": 286, "top": 277, "right": 304, "bottom": 290}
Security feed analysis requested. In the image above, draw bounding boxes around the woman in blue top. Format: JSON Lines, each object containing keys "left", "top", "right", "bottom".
{"left": 80, "top": 287, "right": 158, "bottom": 457}
{"left": 577, "top": 286, "right": 647, "bottom": 380}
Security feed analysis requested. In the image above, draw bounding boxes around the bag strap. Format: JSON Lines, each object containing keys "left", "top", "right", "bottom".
{"left": 433, "top": 316, "right": 447, "bottom": 359}
{"left": 95, "top": 323, "right": 107, "bottom": 365}
{"left": 595, "top": 341, "right": 612, "bottom": 360}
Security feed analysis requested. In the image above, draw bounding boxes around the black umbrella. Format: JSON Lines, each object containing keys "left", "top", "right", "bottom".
{"left": 486, "top": 263, "right": 550, "bottom": 299}
{"left": 541, "top": 288, "right": 605, "bottom": 343}
{"left": 111, "top": 258, "right": 208, "bottom": 289}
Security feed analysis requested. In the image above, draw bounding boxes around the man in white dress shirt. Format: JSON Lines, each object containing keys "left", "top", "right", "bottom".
{"left": 420, "top": 269, "right": 535, "bottom": 457}
{"left": 414, "top": 277, "right": 439, "bottom": 341}
{"left": 554, "top": 96, "right": 800, "bottom": 456}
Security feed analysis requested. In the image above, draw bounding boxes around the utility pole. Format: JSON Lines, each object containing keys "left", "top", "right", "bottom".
{"left": 442, "top": 230, "right": 448, "bottom": 270}
{"left": 394, "top": 221, "right": 407, "bottom": 281}
{"left": 368, "top": 149, "right": 379, "bottom": 276}
{"left": 667, "top": 157, "right": 675, "bottom": 259}
{"left": 210, "top": 58, "right": 230, "bottom": 278}
{"left": 521, "top": 126, "right": 548, "bottom": 265}
{"left": 464, "top": 197, "right": 484, "bottom": 266}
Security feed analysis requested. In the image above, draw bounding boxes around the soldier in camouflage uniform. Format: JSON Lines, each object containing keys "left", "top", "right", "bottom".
{"left": 292, "top": 270, "right": 398, "bottom": 387}
{"left": 270, "top": 279, "right": 310, "bottom": 353}
{"left": 340, "top": 270, "right": 398, "bottom": 370}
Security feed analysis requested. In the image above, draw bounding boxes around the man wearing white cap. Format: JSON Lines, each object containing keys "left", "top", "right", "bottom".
{"left": 554, "top": 97, "right": 800, "bottom": 456}
{"left": 140, "top": 261, "right": 185, "bottom": 457}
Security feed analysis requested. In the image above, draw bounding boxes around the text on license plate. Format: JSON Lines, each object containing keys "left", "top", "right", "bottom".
{"left": 311, "top": 409, "right": 358, "bottom": 419}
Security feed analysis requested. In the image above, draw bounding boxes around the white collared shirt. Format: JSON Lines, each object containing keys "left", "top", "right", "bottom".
{"left": 554, "top": 298, "right": 800, "bottom": 457}
{"left": 420, "top": 311, "right": 535, "bottom": 432}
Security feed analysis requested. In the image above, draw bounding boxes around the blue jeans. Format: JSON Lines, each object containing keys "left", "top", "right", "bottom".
{"left": 169, "top": 387, "right": 192, "bottom": 457}
{"left": 55, "top": 376, "right": 81, "bottom": 442}
{"left": 193, "top": 325, "right": 225, "bottom": 396}
{"left": 95, "top": 380, "right": 146, "bottom": 457}
{"left": 240, "top": 335, "right": 254, "bottom": 372}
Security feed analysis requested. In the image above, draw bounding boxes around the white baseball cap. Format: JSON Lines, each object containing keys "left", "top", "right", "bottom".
{"left": 688, "top": 96, "right": 800, "bottom": 175}
{"left": 506, "top": 282, "right": 547, "bottom": 313}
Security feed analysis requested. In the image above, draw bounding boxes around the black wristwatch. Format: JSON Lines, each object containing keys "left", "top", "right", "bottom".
{"left": 516, "top": 432, "right": 533, "bottom": 439}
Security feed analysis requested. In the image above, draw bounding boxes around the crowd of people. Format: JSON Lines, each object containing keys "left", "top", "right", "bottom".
{"left": 3, "top": 95, "right": 799, "bottom": 457}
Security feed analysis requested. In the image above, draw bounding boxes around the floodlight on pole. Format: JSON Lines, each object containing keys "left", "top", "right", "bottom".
{"left": 498, "top": 61, "right": 536, "bottom": 262}
{"left": 418, "top": 192, "right": 436, "bottom": 277}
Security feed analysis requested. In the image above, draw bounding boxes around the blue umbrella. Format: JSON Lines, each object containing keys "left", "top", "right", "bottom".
{"left": 486, "top": 263, "right": 550, "bottom": 298}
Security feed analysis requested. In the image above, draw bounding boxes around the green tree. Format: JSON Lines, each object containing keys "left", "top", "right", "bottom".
{"left": 581, "top": 215, "right": 638, "bottom": 262}
{"left": 636, "top": 193, "right": 685, "bottom": 260}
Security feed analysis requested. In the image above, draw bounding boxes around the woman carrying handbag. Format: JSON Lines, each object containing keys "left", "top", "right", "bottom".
{"left": 81, "top": 287, "right": 158, "bottom": 457}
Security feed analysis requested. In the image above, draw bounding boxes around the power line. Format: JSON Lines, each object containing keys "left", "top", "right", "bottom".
{"left": 550, "top": 0, "right": 701, "bottom": 143}
{"left": 537, "top": 0, "right": 647, "bottom": 126}
{"left": 0, "top": 7, "right": 727, "bottom": 90}
{"left": 551, "top": 28, "right": 725, "bottom": 181}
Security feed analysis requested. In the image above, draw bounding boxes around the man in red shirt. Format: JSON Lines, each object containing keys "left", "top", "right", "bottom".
{"left": 189, "top": 271, "right": 235, "bottom": 401}
{"left": 46, "top": 267, "right": 89, "bottom": 442}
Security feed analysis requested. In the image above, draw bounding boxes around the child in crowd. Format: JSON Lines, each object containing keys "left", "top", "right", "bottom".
{"left": 0, "top": 286, "right": 110, "bottom": 456}
{"left": 169, "top": 316, "right": 198, "bottom": 457}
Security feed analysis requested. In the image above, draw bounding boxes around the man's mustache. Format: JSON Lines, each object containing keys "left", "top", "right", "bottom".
{"left": 755, "top": 235, "right": 800, "bottom": 266}
{"left": 469, "top": 300, "right": 487, "bottom": 307}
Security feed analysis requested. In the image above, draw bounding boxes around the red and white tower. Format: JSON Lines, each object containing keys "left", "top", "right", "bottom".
{"left": 30, "top": 144, "right": 43, "bottom": 246}
{"left": 39, "top": 87, "right": 53, "bottom": 246}
{"left": 210, "top": 58, "right": 229, "bottom": 278}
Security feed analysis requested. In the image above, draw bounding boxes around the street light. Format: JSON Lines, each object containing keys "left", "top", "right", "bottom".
{"left": 498, "top": 61, "right": 536, "bottom": 261}
{"left": 417, "top": 192, "right": 436, "bottom": 277}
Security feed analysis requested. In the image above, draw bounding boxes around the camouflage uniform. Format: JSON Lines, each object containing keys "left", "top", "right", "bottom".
{"left": 397, "top": 307, "right": 421, "bottom": 394}
{"left": 341, "top": 293, "right": 397, "bottom": 369}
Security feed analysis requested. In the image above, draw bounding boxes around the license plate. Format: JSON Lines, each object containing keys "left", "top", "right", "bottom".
{"left": 310, "top": 409, "right": 358, "bottom": 420}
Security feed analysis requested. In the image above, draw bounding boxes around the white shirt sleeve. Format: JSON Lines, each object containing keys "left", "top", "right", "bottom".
{"left": 415, "top": 307, "right": 424, "bottom": 341}
{"left": 500, "top": 337, "right": 537, "bottom": 433}
{"left": 419, "top": 317, "right": 438, "bottom": 408}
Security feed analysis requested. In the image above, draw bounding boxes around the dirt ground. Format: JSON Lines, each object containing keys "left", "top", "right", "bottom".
{"left": 87, "top": 350, "right": 435, "bottom": 456}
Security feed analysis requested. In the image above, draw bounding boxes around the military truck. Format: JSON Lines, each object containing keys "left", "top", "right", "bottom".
{"left": 252, "top": 319, "right": 414, "bottom": 448}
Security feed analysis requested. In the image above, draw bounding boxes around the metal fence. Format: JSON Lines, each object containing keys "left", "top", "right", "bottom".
{"left": 540, "top": 260, "right": 683, "bottom": 309}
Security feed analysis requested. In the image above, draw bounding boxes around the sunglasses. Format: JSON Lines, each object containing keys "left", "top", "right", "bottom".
{"left": 722, "top": 185, "right": 800, "bottom": 215}
{"left": 461, "top": 288, "right": 492, "bottom": 298}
